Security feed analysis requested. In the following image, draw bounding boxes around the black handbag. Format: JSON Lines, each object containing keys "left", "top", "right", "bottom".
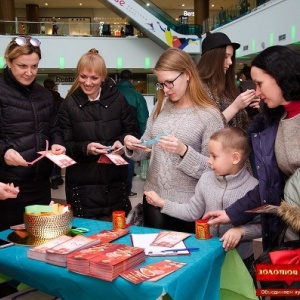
{"left": 253, "top": 219, "right": 300, "bottom": 299}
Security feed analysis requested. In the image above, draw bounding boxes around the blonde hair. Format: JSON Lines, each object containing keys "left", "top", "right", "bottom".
{"left": 153, "top": 47, "right": 216, "bottom": 119}
{"left": 5, "top": 35, "right": 41, "bottom": 62}
{"left": 67, "top": 48, "right": 107, "bottom": 97}
{"left": 210, "top": 127, "right": 251, "bottom": 163}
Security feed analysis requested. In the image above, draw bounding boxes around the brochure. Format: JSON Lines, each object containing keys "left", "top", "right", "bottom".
{"left": 120, "top": 260, "right": 186, "bottom": 284}
{"left": 98, "top": 153, "right": 128, "bottom": 166}
{"left": 131, "top": 233, "right": 190, "bottom": 256}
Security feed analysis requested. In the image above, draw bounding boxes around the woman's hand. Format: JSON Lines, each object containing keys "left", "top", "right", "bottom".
{"left": 202, "top": 210, "right": 231, "bottom": 227}
{"left": 86, "top": 142, "right": 108, "bottom": 156}
{"left": 248, "top": 96, "right": 261, "bottom": 109}
{"left": 158, "top": 134, "right": 187, "bottom": 156}
{"left": 4, "top": 149, "right": 28, "bottom": 166}
{"left": 220, "top": 227, "right": 244, "bottom": 251}
{"left": 144, "top": 191, "right": 164, "bottom": 208}
{"left": 0, "top": 182, "right": 19, "bottom": 200}
{"left": 51, "top": 144, "right": 66, "bottom": 155}
{"left": 124, "top": 135, "right": 144, "bottom": 150}
{"left": 111, "top": 141, "right": 125, "bottom": 155}
{"left": 233, "top": 89, "right": 256, "bottom": 110}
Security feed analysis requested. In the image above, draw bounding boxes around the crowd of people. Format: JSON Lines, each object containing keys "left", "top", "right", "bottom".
{"left": 0, "top": 32, "right": 299, "bottom": 294}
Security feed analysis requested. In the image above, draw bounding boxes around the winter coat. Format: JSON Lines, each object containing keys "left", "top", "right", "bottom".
{"left": 0, "top": 67, "right": 63, "bottom": 184}
{"left": 0, "top": 67, "right": 64, "bottom": 230}
{"left": 58, "top": 77, "right": 138, "bottom": 219}
{"left": 226, "top": 113, "right": 285, "bottom": 250}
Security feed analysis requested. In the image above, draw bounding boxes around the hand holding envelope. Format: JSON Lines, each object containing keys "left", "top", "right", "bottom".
{"left": 27, "top": 140, "right": 76, "bottom": 168}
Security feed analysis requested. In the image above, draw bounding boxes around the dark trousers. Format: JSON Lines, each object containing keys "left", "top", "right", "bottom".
{"left": 126, "top": 157, "right": 135, "bottom": 194}
{"left": 143, "top": 195, "right": 195, "bottom": 233}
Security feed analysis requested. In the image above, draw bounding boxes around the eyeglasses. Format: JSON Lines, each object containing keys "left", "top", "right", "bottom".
{"left": 13, "top": 36, "right": 41, "bottom": 47}
{"left": 155, "top": 72, "right": 184, "bottom": 90}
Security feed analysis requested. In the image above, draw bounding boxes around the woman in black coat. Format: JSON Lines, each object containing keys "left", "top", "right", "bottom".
{"left": 0, "top": 36, "right": 65, "bottom": 230}
{"left": 59, "top": 48, "right": 138, "bottom": 220}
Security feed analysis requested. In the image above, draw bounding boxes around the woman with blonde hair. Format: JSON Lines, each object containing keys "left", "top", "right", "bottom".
{"left": 59, "top": 48, "right": 138, "bottom": 220}
{"left": 124, "top": 47, "right": 224, "bottom": 232}
{"left": 0, "top": 35, "right": 65, "bottom": 230}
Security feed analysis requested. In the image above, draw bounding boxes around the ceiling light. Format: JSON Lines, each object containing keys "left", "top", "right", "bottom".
{"left": 211, "top": 4, "right": 215, "bottom": 7}
{"left": 45, "top": 2, "right": 48, "bottom": 5}
{"left": 182, "top": 4, "right": 185, "bottom": 7}
{"left": 79, "top": 3, "right": 82, "bottom": 6}
{"left": 146, "top": 3, "right": 150, "bottom": 6}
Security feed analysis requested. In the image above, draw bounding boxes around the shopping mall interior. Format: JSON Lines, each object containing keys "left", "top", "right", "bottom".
{"left": 1, "top": 0, "right": 298, "bottom": 97}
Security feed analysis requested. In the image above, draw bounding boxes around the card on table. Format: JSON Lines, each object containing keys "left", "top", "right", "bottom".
{"left": 120, "top": 260, "right": 186, "bottom": 284}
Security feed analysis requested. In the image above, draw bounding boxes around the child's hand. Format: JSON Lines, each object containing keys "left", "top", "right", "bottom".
{"left": 220, "top": 227, "right": 244, "bottom": 251}
{"left": 144, "top": 191, "right": 164, "bottom": 208}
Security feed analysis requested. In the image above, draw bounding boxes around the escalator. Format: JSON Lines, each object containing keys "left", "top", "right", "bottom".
{"left": 98, "top": 0, "right": 202, "bottom": 54}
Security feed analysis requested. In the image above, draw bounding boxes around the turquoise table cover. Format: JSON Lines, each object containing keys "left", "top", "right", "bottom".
{"left": 0, "top": 218, "right": 226, "bottom": 300}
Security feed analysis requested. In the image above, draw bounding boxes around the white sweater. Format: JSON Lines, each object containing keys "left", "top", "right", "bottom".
{"left": 162, "top": 167, "right": 260, "bottom": 259}
{"left": 126, "top": 99, "right": 224, "bottom": 204}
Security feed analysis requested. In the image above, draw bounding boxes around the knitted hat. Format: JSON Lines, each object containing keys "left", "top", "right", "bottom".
{"left": 201, "top": 32, "right": 240, "bottom": 55}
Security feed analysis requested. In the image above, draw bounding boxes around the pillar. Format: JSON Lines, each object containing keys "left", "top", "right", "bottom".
{"left": 0, "top": 0, "right": 15, "bottom": 34}
{"left": 26, "top": 4, "right": 40, "bottom": 34}
{"left": 194, "top": 0, "right": 209, "bottom": 33}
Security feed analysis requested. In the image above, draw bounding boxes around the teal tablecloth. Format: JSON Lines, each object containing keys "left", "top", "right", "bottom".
{"left": 0, "top": 218, "right": 226, "bottom": 300}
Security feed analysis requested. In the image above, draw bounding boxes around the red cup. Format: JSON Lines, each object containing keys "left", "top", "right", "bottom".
{"left": 195, "top": 219, "right": 212, "bottom": 239}
{"left": 112, "top": 211, "right": 126, "bottom": 230}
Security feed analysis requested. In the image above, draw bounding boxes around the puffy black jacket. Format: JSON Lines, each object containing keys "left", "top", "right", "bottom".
{"left": 0, "top": 67, "right": 64, "bottom": 184}
{"left": 58, "top": 77, "right": 138, "bottom": 219}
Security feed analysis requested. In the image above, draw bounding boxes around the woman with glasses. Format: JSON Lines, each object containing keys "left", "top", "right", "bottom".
{"left": 124, "top": 47, "right": 224, "bottom": 232}
{"left": 197, "top": 32, "right": 259, "bottom": 131}
{"left": 0, "top": 35, "right": 65, "bottom": 230}
{"left": 58, "top": 49, "right": 138, "bottom": 221}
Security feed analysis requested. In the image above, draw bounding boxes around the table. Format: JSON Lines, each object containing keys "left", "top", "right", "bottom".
{"left": 0, "top": 218, "right": 235, "bottom": 300}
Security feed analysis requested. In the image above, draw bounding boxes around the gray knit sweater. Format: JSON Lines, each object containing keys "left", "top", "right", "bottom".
{"left": 126, "top": 99, "right": 224, "bottom": 203}
{"left": 162, "top": 167, "right": 260, "bottom": 259}
{"left": 275, "top": 113, "right": 300, "bottom": 177}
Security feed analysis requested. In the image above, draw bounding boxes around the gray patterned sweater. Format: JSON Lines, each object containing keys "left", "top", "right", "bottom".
{"left": 162, "top": 167, "right": 261, "bottom": 259}
{"left": 126, "top": 99, "right": 224, "bottom": 205}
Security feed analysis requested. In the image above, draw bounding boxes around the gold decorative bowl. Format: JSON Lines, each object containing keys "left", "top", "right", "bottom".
{"left": 24, "top": 210, "right": 73, "bottom": 241}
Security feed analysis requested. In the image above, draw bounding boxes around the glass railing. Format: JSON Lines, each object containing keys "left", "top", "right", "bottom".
{"left": 203, "top": 0, "right": 270, "bottom": 33}
{"left": 0, "top": 17, "right": 202, "bottom": 38}
{"left": 0, "top": 19, "right": 142, "bottom": 37}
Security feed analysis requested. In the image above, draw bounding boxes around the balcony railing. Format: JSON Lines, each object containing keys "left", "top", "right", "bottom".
{"left": 202, "top": 0, "right": 271, "bottom": 33}
{"left": 0, "top": 19, "right": 143, "bottom": 37}
{"left": 0, "top": 17, "right": 202, "bottom": 38}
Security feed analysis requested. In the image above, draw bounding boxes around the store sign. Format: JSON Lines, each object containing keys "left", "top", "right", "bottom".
{"left": 183, "top": 11, "right": 194, "bottom": 17}
{"left": 113, "top": 0, "right": 125, "bottom": 7}
{"left": 55, "top": 75, "right": 76, "bottom": 83}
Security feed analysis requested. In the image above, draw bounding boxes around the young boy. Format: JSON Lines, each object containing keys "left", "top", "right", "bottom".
{"left": 145, "top": 127, "right": 261, "bottom": 270}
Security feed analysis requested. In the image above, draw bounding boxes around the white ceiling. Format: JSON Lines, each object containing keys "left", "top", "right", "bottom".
{"left": 14, "top": 0, "right": 237, "bottom": 11}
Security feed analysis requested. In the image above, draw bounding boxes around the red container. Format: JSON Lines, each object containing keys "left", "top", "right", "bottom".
{"left": 195, "top": 219, "right": 212, "bottom": 239}
{"left": 112, "top": 211, "right": 126, "bottom": 230}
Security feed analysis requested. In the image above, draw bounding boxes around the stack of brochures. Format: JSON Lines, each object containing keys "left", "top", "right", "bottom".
{"left": 45, "top": 235, "right": 100, "bottom": 267}
{"left": 27, "top": 235, "right": 72, "bottom": 262}
{"left": 67, "top": 243, "right": 145, "bottom": 281}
